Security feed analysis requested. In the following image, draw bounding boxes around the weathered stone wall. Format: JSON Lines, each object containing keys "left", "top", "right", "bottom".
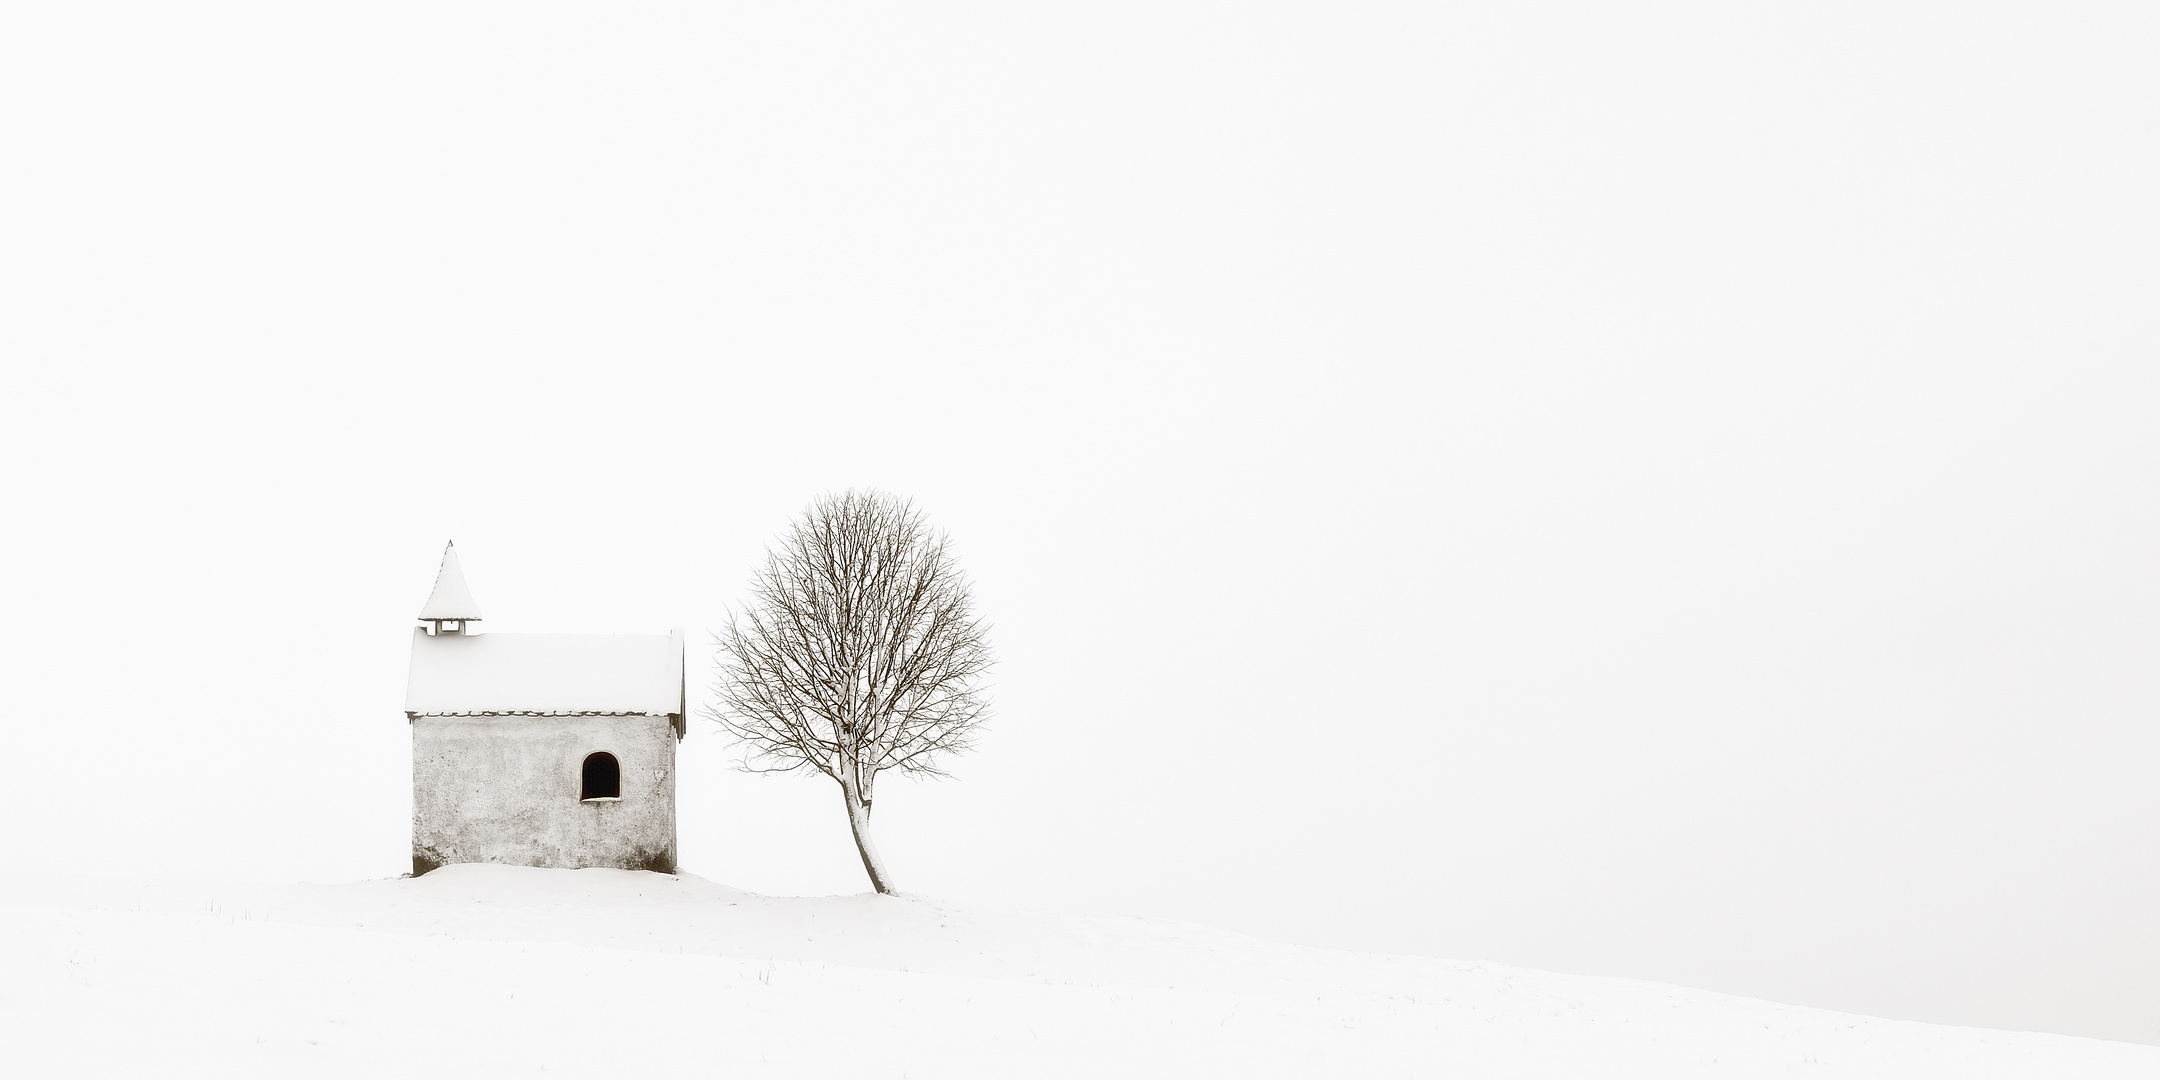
{"left": 411, "top": 714, "right": 678, "bottom": 875}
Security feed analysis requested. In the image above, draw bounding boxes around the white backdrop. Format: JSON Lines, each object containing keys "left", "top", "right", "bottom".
{"left": 2, "top": 1, "right": 2155, "bottom": 1046}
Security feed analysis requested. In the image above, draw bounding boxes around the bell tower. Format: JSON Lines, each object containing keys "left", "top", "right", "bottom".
{"left": 418, "top": 541, "right": 483, "bottom": 635}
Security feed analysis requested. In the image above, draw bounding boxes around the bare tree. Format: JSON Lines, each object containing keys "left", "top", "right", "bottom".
{"left": 708, "top": 490, "right": 993, "bottom": 894}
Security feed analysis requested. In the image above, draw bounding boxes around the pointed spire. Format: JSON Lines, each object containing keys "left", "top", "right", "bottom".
{"left": 418, "top": 541, "right": 483, "bottom": 622}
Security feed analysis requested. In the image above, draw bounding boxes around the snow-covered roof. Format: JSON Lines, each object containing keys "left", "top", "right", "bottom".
{"left": 406, "top": 629, "right": 685, "bottom": 722}
{"left": 418, "top": 543, "right": 483, "bottom": 622}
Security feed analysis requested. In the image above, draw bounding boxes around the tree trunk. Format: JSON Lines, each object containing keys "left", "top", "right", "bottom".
{"left": 839, "top": 775, "right": 895, "bottom": 895}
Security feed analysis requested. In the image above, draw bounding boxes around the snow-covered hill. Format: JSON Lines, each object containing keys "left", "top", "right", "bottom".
{"left": 2, "top": 866, "right": 2149, "bottom": 1078}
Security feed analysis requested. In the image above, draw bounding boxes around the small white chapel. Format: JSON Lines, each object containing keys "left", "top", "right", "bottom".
{"left": 403, "top": 542, "right": 685, "bottom": 876}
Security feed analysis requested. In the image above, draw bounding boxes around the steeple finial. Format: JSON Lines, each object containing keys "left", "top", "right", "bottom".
{"left": 419, "top": 541, "right": 483, "bottom": 632}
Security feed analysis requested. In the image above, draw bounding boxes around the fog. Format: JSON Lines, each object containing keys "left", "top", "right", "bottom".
{"left": 2, "top": 1, "right": 2154, "bottom": 1045}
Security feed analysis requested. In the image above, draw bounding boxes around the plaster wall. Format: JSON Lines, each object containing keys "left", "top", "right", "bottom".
{"left": 411, "top": 714, "right": 677, "bottom": 875}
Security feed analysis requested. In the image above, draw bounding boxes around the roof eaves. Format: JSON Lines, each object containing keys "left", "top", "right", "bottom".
{"left": 408, "top": 710, "right": 678, "bottom": 718}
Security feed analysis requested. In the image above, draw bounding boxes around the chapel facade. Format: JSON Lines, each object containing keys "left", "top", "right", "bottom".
{"left": 404, "top": 542, "right": 685, "bottom": 876}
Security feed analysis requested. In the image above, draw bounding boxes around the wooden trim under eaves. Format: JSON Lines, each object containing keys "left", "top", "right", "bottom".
{"left": 406, "top": 710, "right": 681, "bottom": 719}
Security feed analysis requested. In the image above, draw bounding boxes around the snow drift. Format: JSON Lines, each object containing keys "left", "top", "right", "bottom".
{"left": 1, "top": 866, "right": 2151, "bottom": 1078}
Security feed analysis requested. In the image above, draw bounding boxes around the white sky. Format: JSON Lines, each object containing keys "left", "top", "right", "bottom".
{"left": 1, "top": 0, "right": 2154, "bottom": 1046}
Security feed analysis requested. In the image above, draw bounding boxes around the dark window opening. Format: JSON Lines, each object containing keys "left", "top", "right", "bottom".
{"left": 581, "top": 752, "right": 620, "bottom": 800}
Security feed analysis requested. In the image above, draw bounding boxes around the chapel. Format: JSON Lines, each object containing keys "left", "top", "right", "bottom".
{"left": 403, "top": 542, "right": 685, "bottom": 876}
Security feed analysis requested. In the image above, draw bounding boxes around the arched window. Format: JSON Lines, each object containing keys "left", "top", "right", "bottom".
{"left": 581, "top": 752, "right": 620, "bottom": 801}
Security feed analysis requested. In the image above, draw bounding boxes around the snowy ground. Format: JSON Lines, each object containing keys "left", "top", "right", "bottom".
{"left": 1, "top": 866, "right": 2150, "bottom": 1079}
